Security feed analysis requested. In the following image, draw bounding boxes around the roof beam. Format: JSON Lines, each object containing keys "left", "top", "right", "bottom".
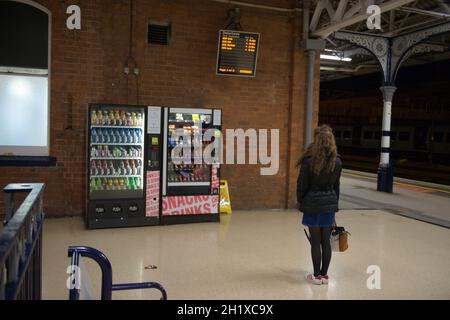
{"left": 382, "top": 18, "right": 438, "bottom": 37}
{"left": 389, "top": 10, "right": 395, "bottom": 31}
{"left": 437, "top": 0, "right": 450, "bottom": 13}
{"left": 312, "top": 0, "right": 417, "bottom": 39}
{"left": 397, "top": 7, "right": 450, "bottom": 18}
{"left": 310, "top": 0, "right": 331, "bottom": 32}
{"left": 342, "top": 0, "right": 362, "bottom": 20}
{"left": 333, "top": 0, "right": 349, "bottom": 22}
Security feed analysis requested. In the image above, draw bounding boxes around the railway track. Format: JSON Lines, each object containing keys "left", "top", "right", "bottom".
{"left": 341, "top": 154, "right": 450, "bottom": 186}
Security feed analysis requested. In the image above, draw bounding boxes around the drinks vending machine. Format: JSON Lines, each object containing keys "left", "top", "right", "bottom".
{"left": 86, "top": 104, "right": 222, "bottom": 229}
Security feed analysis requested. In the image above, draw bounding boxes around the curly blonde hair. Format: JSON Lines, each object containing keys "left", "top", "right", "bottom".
{"left": 300, "top": 125, "right": 338, "bottom": 175}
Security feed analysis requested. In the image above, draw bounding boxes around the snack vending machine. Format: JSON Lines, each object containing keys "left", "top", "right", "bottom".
{"left": 158, "top": 107, "right": 221, "bottom": 225}
{"left": 86, "top": 105, "right": 221, "bottom": 229}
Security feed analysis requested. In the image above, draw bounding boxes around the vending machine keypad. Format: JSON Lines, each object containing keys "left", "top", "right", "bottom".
{"left": 147, "top": 135, "right": 161, "bottom": 170}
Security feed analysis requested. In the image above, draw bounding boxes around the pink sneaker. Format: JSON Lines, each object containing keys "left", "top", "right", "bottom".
{"left": 305, "top": 273, "right": 322, "bottom": 285}
{"left": 321, "top": 275, "right": 329, "bottom": 285}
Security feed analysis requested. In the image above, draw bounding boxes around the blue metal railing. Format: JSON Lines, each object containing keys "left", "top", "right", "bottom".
{"left": 0, "top": 183, "right": 45, "bottom": 300}
{"left": 68, "top": 246, "right": 167, "bottom": 300}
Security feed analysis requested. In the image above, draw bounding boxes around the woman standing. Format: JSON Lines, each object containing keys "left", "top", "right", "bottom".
{"left": 297, "top": 125, "right": 342, "bottom": 285}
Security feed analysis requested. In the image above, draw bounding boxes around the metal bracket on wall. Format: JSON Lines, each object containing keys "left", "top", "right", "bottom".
{"left": 301, "top": 38, "right": 326, "bottom": 51}
{"left": 224, "top": 8, "right": 242, "bottom": 30}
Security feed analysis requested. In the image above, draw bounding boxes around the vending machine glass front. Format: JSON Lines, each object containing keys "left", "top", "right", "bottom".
{"left": 89, "top": 105, "right": 146, "bottom": 200}
{"left": 166, "top": 109, "right": 215, "bottom": 195}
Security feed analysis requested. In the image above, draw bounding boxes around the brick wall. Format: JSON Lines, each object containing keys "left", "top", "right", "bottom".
{"left": 0, "top": 0, "right": 319, "bottom": 217}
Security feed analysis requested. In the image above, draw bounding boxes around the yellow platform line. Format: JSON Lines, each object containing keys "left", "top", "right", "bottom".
{"left": 343, "top": 172, "right": 450, "bottom": 195}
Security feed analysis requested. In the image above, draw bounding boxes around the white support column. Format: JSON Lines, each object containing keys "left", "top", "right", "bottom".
{"left": 377, "top": 86, "right": 396, "bottom": 193}
{"left": 380, "top": 104, "right": 391, "bottom": 163}
{"left": 379, "top": 86, "right": 396, "bottom": 165}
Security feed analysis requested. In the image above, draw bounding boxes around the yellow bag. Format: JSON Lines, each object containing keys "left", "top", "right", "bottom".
{"left": 331, "top": 227, "right": 350, "bottom": 252}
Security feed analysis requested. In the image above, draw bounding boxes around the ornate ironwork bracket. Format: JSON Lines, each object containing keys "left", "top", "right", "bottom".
{"left": 334, "top": 21, "right": 450, "bottom": 85}
{"left": 333, "top": 21, "right": 450, "bottom": 193}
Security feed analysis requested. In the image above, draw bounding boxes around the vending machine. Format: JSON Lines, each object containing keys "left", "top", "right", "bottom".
{"left": 87, "top": 104, "right": 152, "bottom": 229}
{"left": 158, "top": 107, "right": 221, "bottom": 225}
{"left": 86, "top": 104, "right": 221, "bottom": 229}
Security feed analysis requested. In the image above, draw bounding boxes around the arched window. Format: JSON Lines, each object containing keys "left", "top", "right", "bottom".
{"left": 0, "top": 0, "right": 51, "bottom": 157}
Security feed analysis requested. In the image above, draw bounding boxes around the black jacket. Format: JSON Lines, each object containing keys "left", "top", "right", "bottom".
{"left": 297, "top": 156, "right": 342, "bottom": 214}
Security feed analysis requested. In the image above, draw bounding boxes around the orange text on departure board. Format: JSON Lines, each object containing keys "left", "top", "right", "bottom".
{"left": 245, "top": 37, "right": 257, "bottom": 52}
{"left": 221, "top": 36, "right": 236, "bottom": 51}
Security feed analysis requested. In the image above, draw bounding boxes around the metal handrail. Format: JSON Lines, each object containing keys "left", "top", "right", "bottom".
{"left": 0, "top": 183, "right": 46, "bottom": 300}
{"left": 68, "top": 246, "right": 167, "bottom": 300}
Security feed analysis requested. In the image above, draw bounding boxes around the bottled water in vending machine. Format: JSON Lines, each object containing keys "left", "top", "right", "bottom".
{"left": 126, "top": 129, "right": 132, "bottom": 143}
{"left": 136, "top": 160, "right": 142, "bottom": 175}
{"left": 92, "top": 129, "right": 98, "bottom": 143}
{"left": 115, "top": 129, "right": 121, "bottom": 143}
{"left": 104, "top": 129, "right": 110, "bottom": 143}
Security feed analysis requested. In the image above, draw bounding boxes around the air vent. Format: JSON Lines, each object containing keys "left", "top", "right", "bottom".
{"left": 148, "top": 22, "right": 171, "bottom": 45}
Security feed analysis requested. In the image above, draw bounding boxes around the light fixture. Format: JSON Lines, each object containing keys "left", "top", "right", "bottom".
{"left": 320, "top": 54, "right": 352, "bottom": 62}
{"left": 9, "top": 78, "right": 31, "bottom": 97}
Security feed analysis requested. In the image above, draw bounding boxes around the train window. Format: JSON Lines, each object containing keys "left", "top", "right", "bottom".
{"left": 399, "top": 131, "right": 410, "bottom": 141}
{"left": 374, "top": 131, "right": 381, "bottom": 140}
{"left": 343, "top": 131, "right": 351, "bottom": 139}
{"left": 433, "top": 132, "right": 444, "bottom": 143}
{"left": 391, "top": 132, "right": 397, "bottom": 141}
{"left": 334, "top": 130, "right": 342, "bottom": 138}
{"left": 363, "top": 131, "right": 373, "bottom": 140}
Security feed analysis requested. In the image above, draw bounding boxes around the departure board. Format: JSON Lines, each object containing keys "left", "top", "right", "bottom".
{"left": 216, "top": 30, "right": 260, "bottom": 77}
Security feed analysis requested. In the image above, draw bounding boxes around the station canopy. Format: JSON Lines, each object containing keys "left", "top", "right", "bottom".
{"left": 307, "top": 0, "right": 450, "bottom": 81}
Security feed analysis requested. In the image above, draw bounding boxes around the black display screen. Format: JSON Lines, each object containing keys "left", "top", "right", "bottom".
{"left": 216, "top": 30, "right": 260, "bottom": 77}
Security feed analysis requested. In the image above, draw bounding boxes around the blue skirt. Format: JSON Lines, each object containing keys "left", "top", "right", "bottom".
{"left": 302, "top": 212, "right": 335, "bottom": 228}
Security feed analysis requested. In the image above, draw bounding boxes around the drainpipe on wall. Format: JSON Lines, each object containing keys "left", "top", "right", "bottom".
{"left": 302, "top": 0, "right": 310, "bottom": 40}
{"left": 305, "top": 50, "right": 316, "bottom": 146}
{"left": 300, "top": 0, "right": 325, "bottom": 148}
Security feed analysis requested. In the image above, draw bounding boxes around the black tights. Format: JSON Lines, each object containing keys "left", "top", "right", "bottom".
{"left": 309, "top": 227, "right": 332, "bottom": 277}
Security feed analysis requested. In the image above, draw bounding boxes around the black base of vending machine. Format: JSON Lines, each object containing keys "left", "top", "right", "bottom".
{"left": 161, "top": 214, "right": 220, "bottom": 226}
{"left": 87, "top": 199, "right": 160, "bottom": 229}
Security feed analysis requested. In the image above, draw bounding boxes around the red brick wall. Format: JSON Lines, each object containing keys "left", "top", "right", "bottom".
{"left": 0, "top": 0, "right": 319, "bottom": 217}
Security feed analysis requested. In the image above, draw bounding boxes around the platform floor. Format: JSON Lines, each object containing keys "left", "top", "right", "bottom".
{"left": 42, "top": 211, "right": 450, "bottom": 300}
{"left": 42, "top": 174, "right": 450, "bottom": 300}
{"left": 340, "top": 171, "right": 450, "bottom": 227}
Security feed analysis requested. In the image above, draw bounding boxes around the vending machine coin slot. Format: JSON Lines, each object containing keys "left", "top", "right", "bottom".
{"left": 111, "top": 204, "right": 122, "bottom": 215}
{"left": 95, "top": 205, "right": 105, "bottom": 216}
{"left": 128, "top": 203, "right": 139, "bottom": 214}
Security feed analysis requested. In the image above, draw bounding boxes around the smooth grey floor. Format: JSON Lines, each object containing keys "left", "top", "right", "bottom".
{"left": 40, "top": 173, "right": 450, "bottom": 300}
{"left": 340, "top": 173, "right": 450, "bottom": 228}
{"left": 43, "top": 210, "right": 450, "bottom": 300}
